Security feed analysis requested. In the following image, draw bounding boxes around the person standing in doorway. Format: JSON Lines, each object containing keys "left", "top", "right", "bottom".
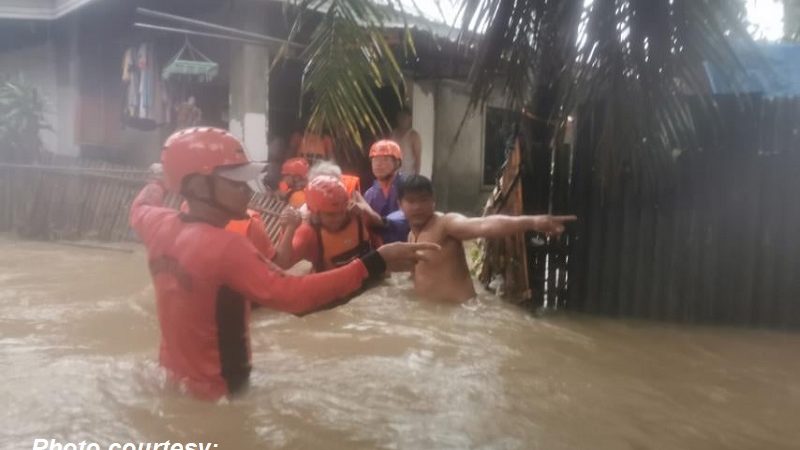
{"left": 391, "top": 107, "right": 422, "bottom": 177}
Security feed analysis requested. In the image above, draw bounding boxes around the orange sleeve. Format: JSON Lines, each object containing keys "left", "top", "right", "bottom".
{"left": 129, "top": 183, "right": 172, "bottom": 246}
{"left": 290, "top": 223, "right": 320, "bottom": 266}
{"left": 246, "top": 214, "right": 277, "bottom": 260}
{"left": 221, "top": 235, "right": 367, "bottom": 314}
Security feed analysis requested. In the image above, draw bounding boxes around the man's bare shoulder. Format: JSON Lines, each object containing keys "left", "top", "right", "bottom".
{"left": 430, "top": 212, "right": 449, "bottom": 225}
{"left": 440, "top": 212, "right": 468, "bottom": 223}
{"left": 415, "top": 212, "right": 446, "bottom": 236}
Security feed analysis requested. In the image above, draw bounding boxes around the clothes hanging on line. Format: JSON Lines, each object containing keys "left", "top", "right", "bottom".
{"left": 121, "top": 42, "right": 171, "bottom": 129}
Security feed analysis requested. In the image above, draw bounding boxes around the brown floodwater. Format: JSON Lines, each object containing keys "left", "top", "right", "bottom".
{"left": 1, "top": 236, "right": 799, "bottom": 450}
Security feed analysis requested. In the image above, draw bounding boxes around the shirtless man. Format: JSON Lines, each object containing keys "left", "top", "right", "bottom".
{"left": 399, "top": 175, "right": 577, "bottom": 302}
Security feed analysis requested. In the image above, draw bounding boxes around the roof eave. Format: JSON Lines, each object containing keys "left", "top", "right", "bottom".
{"left": 0, "top": 0, "right": 101, "bottom": 20}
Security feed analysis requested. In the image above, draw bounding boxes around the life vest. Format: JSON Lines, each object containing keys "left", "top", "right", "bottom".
{"left": 225, "top": 209, "right": 275, "bottom": 259}
{"left": 287, "top": 190, "right": 307, "bottom": 208}
{"left": 312, "top": 215, "right": 373, "bottom": 272}
{"left": 341, "top": 174, "right": 361, "bottom": 195}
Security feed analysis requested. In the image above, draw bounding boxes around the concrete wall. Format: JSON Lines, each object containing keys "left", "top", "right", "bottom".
{"left": 227, "top": 0, "right": 270, "bottom": 162}
{"left": 410, "top": 79, "right": 435, "bottom": 178}
{"left": 787, "top": 0, "right": 800, "bottom": 38}
{"left": 432, "top": 79, "right": 487, "bottom": 214}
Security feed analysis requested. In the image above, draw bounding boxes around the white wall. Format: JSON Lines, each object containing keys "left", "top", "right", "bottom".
{"left": 411, "top": 79, "right": 435, "bottom": 178}
{"left": 228, "top": 1, "right": 270, "bottom": 161}
{"left": 432, "top": 79, "right": 486, "bottom": 213}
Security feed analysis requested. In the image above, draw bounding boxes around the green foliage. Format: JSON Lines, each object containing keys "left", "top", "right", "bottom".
{"left": 0, "top": 74, "right": 49, "bottom": 163}
{"left": 457, "top": 0, "right": 755, "bottom": 191}
{"left": 286, "top": 0, "right": 409, "bottom": 153}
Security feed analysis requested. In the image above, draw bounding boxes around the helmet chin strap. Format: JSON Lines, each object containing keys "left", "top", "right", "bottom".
{"left": 184, "top": 176, "right": 249, "bottom": 221}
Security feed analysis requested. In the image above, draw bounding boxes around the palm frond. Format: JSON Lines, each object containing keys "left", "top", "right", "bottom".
{"left": 459, "top": 0, "right": 755, "bottom": 191}
{"left": 285, "top": 0, "right": 408, "bottom": 154}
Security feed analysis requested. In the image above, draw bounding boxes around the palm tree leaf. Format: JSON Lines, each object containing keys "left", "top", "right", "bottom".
{"left": 458, "top": 0, "right": 755, "bottom": 192}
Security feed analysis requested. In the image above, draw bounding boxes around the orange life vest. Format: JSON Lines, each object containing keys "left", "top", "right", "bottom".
{"left": 312, "top": 215, "right": 373, "bottom": 272}
{"left": 287, "top": 190, "right": 307, "bottom": 208}
{"left": 341, "top": 174, "right": 361, "bottom": 195}
{"left": 225, "top": 209, "right": 275, "bottom": 259}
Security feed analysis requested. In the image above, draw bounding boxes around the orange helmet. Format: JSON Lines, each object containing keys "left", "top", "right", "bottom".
{"left": 281, "top": 157, "right": 309, "bottom": 177}
{"left": 305, "top": 175, "right": 349, "bottom": 213}
{"left": 161, "top": 127, "right": 264, "bottom": 193}
{"left": 368, "top": 139, "right": 402, "bottom": 160}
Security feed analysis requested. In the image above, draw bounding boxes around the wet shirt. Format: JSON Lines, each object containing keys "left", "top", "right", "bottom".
{"left": 130, "top": 183, "right": 371, "bottom": 400}
{"left": 384, "top": 210, "right": 410, "bottom": 243}
{"left": 364, "top": 175, "right": 409, "bottom": 243}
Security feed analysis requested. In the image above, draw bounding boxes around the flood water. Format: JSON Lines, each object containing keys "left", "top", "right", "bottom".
{"left": 1, "top": 235, "right": 799, "bottom": 450}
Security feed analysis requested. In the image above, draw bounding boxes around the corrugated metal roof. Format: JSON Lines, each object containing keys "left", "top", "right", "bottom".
{"left": 0, "top": 0, "right": 102, "bottom": 20}
{"left": 705, "top": 42, "right": 800, "bottom": 97}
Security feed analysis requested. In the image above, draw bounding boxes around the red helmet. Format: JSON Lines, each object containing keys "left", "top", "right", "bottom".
{"left": 305, "top": 175, "right": 349, "bottom": 213}
{"left": 161, "top": 127, "right": 262, "bottom": 193}
{"left": 369, "top": 139, "right": 402, "bottom": 160}
{"left": 281, "top": 157, "right": 309, "bottom": 177}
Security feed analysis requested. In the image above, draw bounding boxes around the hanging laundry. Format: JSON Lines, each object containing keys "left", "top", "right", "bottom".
{"left": 162, "top": 38, "right": 218, "bottom": 83}
{"left": 121, "top": 42, "right": 170, "bottom": 130}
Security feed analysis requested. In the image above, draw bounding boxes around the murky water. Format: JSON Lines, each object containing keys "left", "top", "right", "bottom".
{"left": 1, "top": 236, "right": 799, "bottom": 450}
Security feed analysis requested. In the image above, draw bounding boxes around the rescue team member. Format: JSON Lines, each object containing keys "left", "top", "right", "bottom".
{"left": 278, "top": 157, "right": 309, "bottom": 208}
{"left": 399, "top": 175, "right": 576, "bottom": 303}
{"left": 297, "top": 131, "right": 333, "bottom": 162}
{"left": 183, "top": 201, "right": 294, "bottom": 269}
{"left": 130, "top": 127, "right": 439, "bottom": 400}
{"left": 364, "top": 140, "right": 409, "bottom": 244}
{"left": 307, "top": 160, "right": 360, "bottom": 195}
{"left": 297, "top": 161, "right": 375, "bottom": 226}
{"left": 225, "top": 207, "right": 301, "bottom": 270}
{"left": 224, "top": 209, "right": 275, "bottom": 259}
{"left": 280, "top": 175, "right": 381, "bottom": 273}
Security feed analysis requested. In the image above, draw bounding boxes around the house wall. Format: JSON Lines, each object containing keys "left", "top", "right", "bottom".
{"left": 410, "top": 79, "right": 435, "bottom": 178}
{"left": 429, "top": 80, "right": 510, "bottom": 214}
{"left": 227, "top": 0, "right": 270, "bottom": 162}
{"left": 432, "top": 79, "right": 486, "bottom": 213}
{"left": 787, "top": 0, "right": 800, "bottom": 38}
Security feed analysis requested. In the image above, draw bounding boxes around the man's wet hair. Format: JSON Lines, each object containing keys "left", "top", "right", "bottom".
{"left": 399, "top": 174, "right": 433, "bottom": 200}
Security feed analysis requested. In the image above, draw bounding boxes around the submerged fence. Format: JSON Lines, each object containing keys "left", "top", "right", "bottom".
{"left": 560, "top": 95, "right": 800, "bottom": 328}
{"left": 0, "top": 155, "right": 286, "bottom": 243}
